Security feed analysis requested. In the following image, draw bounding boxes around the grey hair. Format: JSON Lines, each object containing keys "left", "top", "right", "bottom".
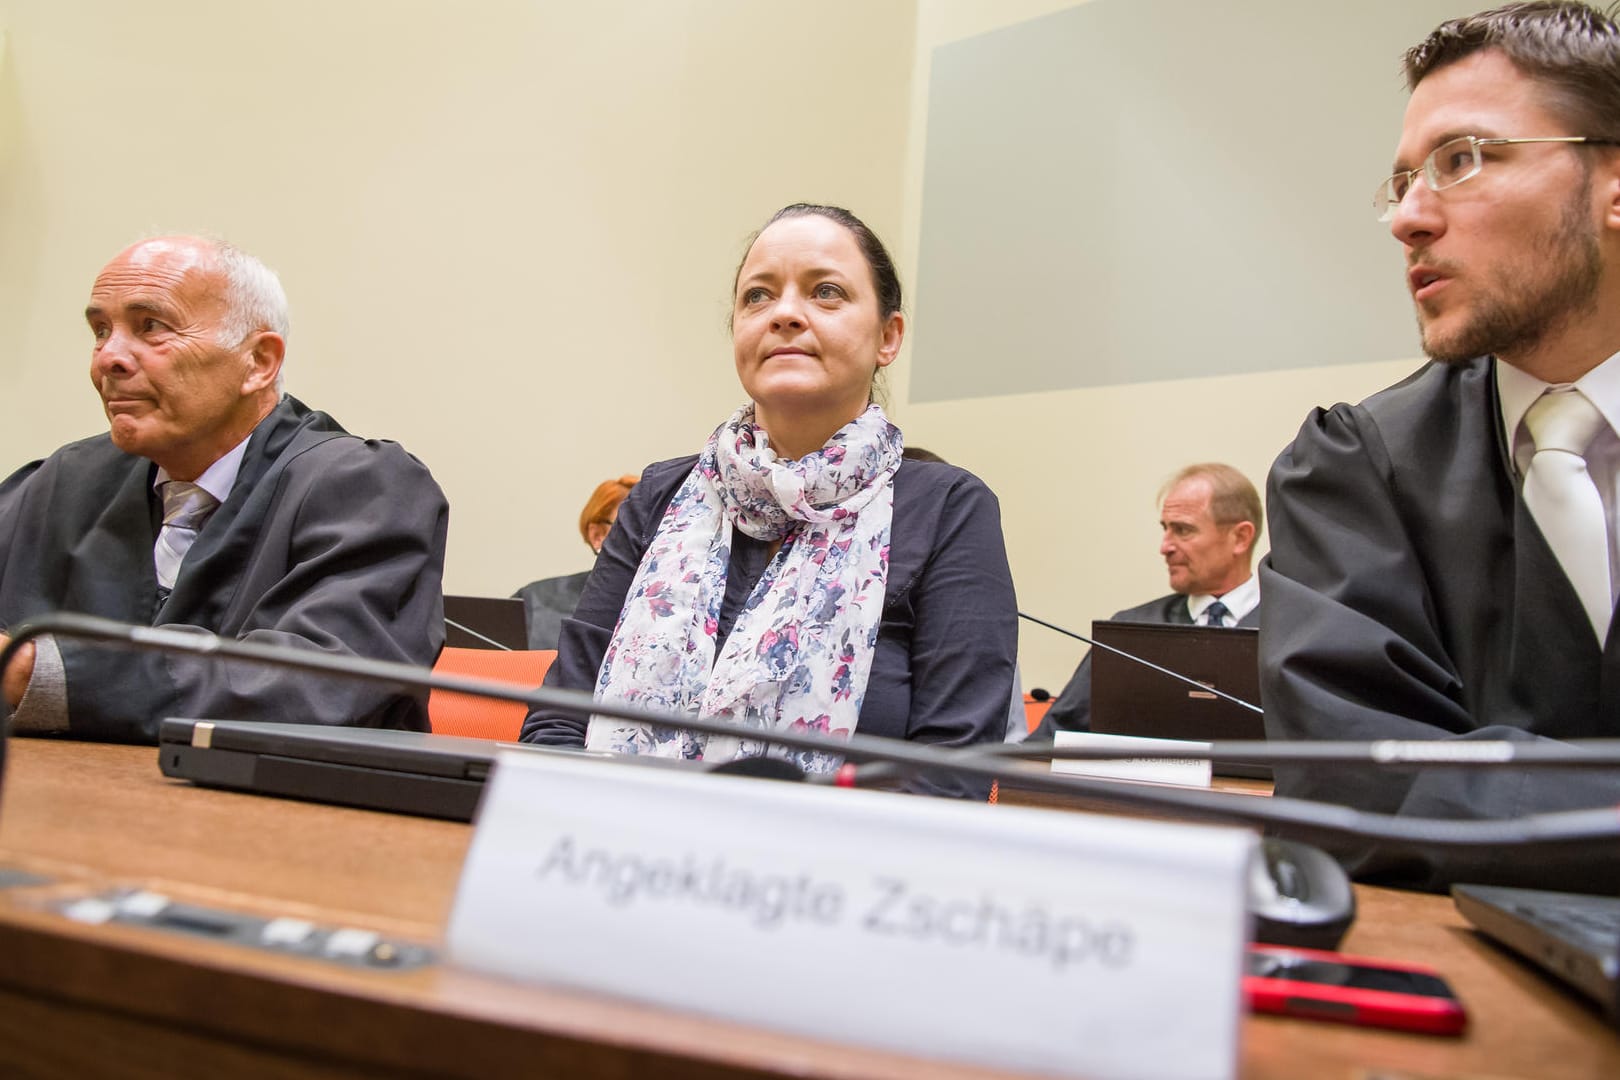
{"left": 212, "top": 243, "right": 289, "bottom": 338}
{"left": 210, "top": 240, "right": 290, "bottom": 391}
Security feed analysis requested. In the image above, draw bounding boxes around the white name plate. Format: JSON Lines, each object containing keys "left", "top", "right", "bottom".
{"left": 447, "top": 751, "right": 1252, "bottom": 1080}
{"left": 1053, "top": 732, "right": 1215, "bottom": 788}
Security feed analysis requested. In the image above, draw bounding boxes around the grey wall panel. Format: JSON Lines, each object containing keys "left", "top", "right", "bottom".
{"left": 911, "top": 0, "right": 1470, "bottom": 402}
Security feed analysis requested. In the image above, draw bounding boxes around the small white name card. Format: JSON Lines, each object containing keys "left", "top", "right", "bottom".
{"left": 447, "top": 751, "right": 1252, "bottom": 1080}
{"left": 1052, "top": 731, "right": 1215, "bottom": 788}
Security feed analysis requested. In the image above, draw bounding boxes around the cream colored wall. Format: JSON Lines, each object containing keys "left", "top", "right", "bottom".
{"left": 895, "top": 0, "right": 1421, "bottom": 692}
{"left": 1, "top": 0, "right": 1426, "bottom": 692}
{"left": 0, "top": 0, "right": 917, "bottom": 595}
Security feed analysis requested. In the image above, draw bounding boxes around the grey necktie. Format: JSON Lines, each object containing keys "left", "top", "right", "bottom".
{"left": 1522, "top": 388, "right": 1613, "bottom": 644}
{"left": 1202, "top": 600, "right": 1230, "bottom": 628}
{"left": 154, "top": 481, "right": 219, "bottom": 590}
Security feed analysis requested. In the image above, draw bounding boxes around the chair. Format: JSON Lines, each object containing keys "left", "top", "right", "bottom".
{"left": 428, "top": 647, "right": 556, "bottom": 741}
{"left": 1023, "top": 693, "right": 1053, "bottom": 734}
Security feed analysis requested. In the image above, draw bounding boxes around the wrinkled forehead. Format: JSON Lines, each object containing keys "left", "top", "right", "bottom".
{"left": 89, "top": 238, "right": 226, "bottom": 313}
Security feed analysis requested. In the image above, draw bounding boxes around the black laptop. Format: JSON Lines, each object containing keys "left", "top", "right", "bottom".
{"left": 159, "top": 718, "right": 598, "bottom": 821}
{"left": 442, "top": 595, "right": 530, "bottom": 650}
{"left": 1453, "top": 883, "right": 1620, "bottom": 1025}
{"left": 158, "top": 718, "right": 701, "bottom": 821}
{"left": 1088, "top": 620, "right": 1267, "bottom": 778}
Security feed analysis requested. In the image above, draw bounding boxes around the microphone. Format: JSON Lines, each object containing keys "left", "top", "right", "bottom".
{"left": 1019, "top": 610, "right": 1261, "bottom": 714}
{"left": 6, "top": 612, "right": 1620, "bottom": 852}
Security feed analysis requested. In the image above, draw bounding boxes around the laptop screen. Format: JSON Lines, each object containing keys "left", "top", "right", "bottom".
{"left": 1089, "top": 620, "right": 1265, "bottom": 777}
{"left": 443, "top": 595, "right": 530, "bottom": 651}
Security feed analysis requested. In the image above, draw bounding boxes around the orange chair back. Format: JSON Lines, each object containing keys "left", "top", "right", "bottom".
{"left": 428, "top": 647, "right": 557, "bottom": 741}
{"left": 1023, "top": 694, "right": 1053, "bottom": 734}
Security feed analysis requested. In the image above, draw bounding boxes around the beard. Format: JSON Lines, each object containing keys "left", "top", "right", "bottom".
{"left": 1415, "top": 179, "right": 1603, "bottom": 366}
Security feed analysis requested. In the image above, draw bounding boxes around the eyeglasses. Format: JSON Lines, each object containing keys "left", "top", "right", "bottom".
{"left": 1373, "top": 134, "right": 1620, "bottom": 222}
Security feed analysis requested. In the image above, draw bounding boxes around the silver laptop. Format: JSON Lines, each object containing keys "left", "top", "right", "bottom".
{"left": 1453, "top": 883, "right": 1620, "bottom": 1025}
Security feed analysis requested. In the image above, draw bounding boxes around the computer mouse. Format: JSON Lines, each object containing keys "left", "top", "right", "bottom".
{"left": 1248, "top": 837, "right": 1357, "bottom": 950}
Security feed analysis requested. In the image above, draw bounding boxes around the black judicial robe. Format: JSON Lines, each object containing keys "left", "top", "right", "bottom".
{"left": 0, "top": 396, "right": 449, "bottom": 741}
{"left": 1033, "top": 593, "right": 1262, "bottom": 739}
{"left": 1261, "top": 357, "right": 1620, "bottom": 893}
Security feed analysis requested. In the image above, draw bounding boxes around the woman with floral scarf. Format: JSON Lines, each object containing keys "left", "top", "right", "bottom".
{"left": 521, "top": 204, "right": 1017, "bottom": 798}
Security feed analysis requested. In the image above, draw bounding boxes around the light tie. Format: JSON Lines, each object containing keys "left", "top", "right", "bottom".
{"left": 154, "top": 481, "right": 219, "bottom": 590}
{"left": 1522, "top": 388, "right": 1613, "bottom": 644}
{"left": 1202, "top": 600, "right": 1231, "bottom": 628}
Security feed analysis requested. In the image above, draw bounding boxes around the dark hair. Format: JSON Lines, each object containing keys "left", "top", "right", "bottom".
{"left": 1160, "top": 463, "right": 1263, "bottom": 536}
{"left": 1404, "top": 2, "right": 1620, "bottom": 140}
{"left": 731, "top": 203, "right": 904, "bottom": 322}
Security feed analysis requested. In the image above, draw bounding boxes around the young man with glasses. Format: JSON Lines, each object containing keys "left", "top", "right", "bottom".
{"left": 1260, "top": 2, "right": 1620, "bottom": 892}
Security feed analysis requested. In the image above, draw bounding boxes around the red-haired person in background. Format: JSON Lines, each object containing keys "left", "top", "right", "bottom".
{"left": 514, "top": 474, "right": 638, "bottom": 650}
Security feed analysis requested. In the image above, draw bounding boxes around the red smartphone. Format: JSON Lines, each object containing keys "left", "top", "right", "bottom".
{"left": 1245, "top": 944, "right": 1468, "bottom": 1035}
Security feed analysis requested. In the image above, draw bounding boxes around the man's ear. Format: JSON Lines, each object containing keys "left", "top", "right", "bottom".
{"left": 1230, "top": 520, "right": 1257, "bottom": 556}
{"left": 1594, "top": 148, "right": 1620, "bottom": 233}
{"left": 242, "top": 332, "right": 286, "bottom": 395}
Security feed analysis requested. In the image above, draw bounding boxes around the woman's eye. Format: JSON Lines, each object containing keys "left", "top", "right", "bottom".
{"left": 741, "top": 287, "right": 769, "bottom": 305}
{"left": 813, "top": 283, "right": 844, "bottom": 301}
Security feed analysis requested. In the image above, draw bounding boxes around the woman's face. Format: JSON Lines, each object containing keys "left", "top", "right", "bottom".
{"left": 732, "top": 215, "right": 903, "bottom": 438}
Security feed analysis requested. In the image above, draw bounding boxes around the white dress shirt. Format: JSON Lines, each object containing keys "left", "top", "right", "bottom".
{"left": 153, "top": 433, "right": 251, "bottom": 508}
{"left": 1186, "top": 571, "right": 1260, "bottom": 627}
{"left": 1498, "top": 352, "right": 1620, "bottom": 608}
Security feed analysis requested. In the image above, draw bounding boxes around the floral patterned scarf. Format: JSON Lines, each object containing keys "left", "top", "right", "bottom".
{"left": 585, "top": 403, "right": 901, "bottom": 773}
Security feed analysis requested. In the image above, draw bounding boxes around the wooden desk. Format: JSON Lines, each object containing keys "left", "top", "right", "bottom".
{"left": 1, "top": 740, "right": 1616, "bottom": 1079}
{"left": 994, "top": 766, "right": 1271, "bottom": 818}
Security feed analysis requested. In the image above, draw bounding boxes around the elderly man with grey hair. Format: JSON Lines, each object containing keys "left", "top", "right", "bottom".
{"left": 0, "top": 235, "right": 448, "bottom": 740}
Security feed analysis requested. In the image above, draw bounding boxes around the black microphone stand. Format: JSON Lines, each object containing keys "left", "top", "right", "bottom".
{"left": 5, "top": 613, "right": 1620, "bottom": 852}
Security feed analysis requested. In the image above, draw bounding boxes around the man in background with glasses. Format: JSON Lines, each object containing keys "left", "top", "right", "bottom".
{"left": 1260, "top": 1, "right": 1620, "bottom": 893}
